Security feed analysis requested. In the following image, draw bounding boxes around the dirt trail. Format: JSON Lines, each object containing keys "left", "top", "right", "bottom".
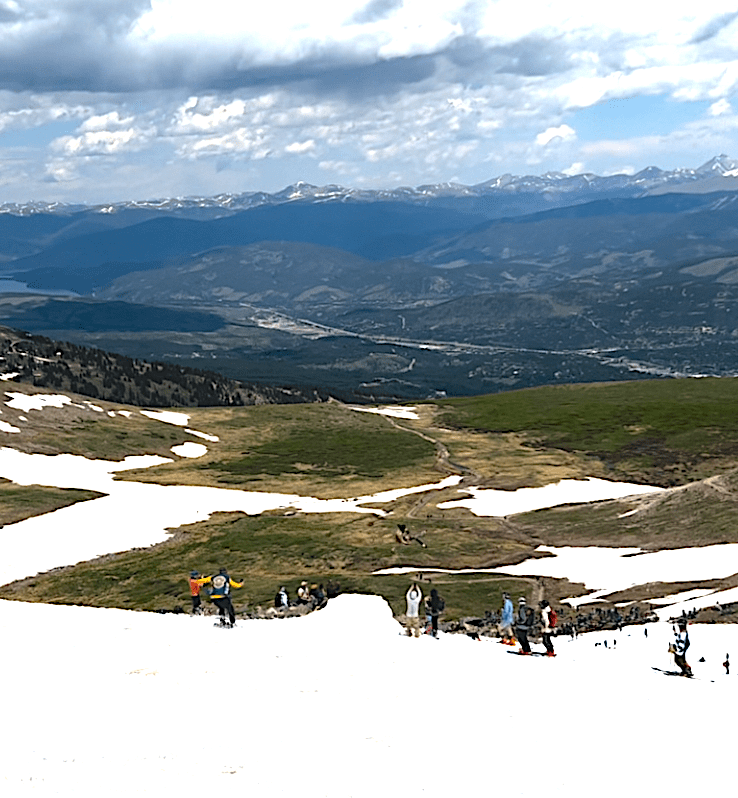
{"left": 369, "top": 408, "right": 483, "bottom": 520}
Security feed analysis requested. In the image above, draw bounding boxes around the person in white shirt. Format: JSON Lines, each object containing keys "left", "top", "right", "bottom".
{"left": 405, "top": 583, "right": 423, "bottom": 637}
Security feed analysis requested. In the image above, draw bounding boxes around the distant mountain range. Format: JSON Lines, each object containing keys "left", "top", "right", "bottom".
{"left": 3, "top": 156, "right": 738, "bottom": 401}
{"left": 3, "top": 154, "right": 738, "bottom": 218}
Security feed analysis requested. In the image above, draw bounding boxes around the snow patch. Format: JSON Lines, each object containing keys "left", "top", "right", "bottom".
{"left": 348, "top": 404, "right": 420, "bottom": 420}
{"left": 438, "top": 477, "right": 663, "bottom": 517}
{"left": 4, "top": 392, "right": 73, "bottom": 413}
{"left": 185, "top": 427, "right": 219, "bottom": 442}
{"left": 170, "top": 441, "right": 208, "bottom": 458}
{"left": 140, "top": 409, "right": 190, "bottom": 426}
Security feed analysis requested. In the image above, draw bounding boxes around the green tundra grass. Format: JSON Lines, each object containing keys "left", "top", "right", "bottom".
{"left": 4, "top": 378, "right": 738, "bottom": 620}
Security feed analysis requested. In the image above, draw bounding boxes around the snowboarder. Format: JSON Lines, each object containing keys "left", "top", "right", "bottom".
{"left": 515, "top": 596, "right": 534, "bottom": 654}
{"left": 188, "top": 570, "right": 207, "bottom": 614}
{"left": 405, "top": 582, "right": 423, "bottom": 637}
{"left": 499, "top": 592, "right": 515, "bottom": 645}
{"left": 669, "top": 620, "right": 692, "bottom": 677}
{"left": 540, "top": 599, "right": 555, "bottom": 657}
{"left": 200, "top": 568, "right": 243, "bottom": 627}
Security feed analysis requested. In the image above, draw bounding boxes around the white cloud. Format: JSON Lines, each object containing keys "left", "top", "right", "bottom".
{"left": 285, "top": 139, "right": 316, "bottom": 154}
{"left": 709, "top": 98, "right": 733, "bottom": 116}
{"left": 1, "top": 2, "right": 738, "bottom": 200}
{"left": 0, "top": 96, "right": 91, "bottom": 133}
{"left": 562, "top": 161, "right": 585, "bottom": 175}
{"left": 52, "top": 125, "right": 152, "bottom": 157}
{"left": 536, "top": 124, "right": 577, "bottom": 147}
{"left": 80, "top": 111, "right": 136, "bottom": 132}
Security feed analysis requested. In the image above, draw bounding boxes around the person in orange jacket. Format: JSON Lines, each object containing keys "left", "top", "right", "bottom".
{"left": 199, "top": 568, "right": 244, "bottom": 627}
{"left": 188, "top": 570, "right": 208, "bottom": 615}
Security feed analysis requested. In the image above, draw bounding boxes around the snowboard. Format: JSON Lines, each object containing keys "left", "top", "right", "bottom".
{"left": 507, "top": 650, "right": 550, "bottom": 657}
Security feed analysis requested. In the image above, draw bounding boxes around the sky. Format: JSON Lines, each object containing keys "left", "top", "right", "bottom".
{"left": 1, "top": 1, "right": 738, "bottom": 203}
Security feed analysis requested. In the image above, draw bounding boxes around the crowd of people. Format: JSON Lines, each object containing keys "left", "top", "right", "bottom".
{"left": 187, "top": 570, "right": 720, "bottom": 677}
{"left": 274, "top": 581, "right": 338, "bottom": 611}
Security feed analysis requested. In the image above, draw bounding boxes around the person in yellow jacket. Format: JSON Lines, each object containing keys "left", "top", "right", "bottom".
{"left": 200, "top": 568, "right": 243, "bottom": 627}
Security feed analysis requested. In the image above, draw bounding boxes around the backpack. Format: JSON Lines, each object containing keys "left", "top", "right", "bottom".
{"left": 549, "top": 607, "right": 557, "bottom": 628}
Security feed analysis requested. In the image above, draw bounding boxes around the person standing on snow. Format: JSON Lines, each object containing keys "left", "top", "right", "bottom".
{"left": 515, "top": 596, "right": 534, "bottom": 654}
{"left": 200, "top": 568, "right": 243, "bottom": 627}
{"left": 426, "top": 588, "right": 445, "bottom": 638}
{"left": 670, "top": 619, "right": 692, "bottom": 676}
{"left": 499, "top": 592, "right": 515, "bottom": 645}
{"left": 405, "top": 582, "right": 423, "bottom": 637}
{"left": 188, "top": 570, "right": 207, "bottom": 615}
{"left": 540, "top": 599, "right": 555, "bottom": 657}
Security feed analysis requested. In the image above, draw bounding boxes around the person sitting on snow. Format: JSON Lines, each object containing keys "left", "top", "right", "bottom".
{"left": 296, "top": 581, "right": 310, "bottom": 605}
{"left": 274, "top": 586, "right": 289, "bottom": 610}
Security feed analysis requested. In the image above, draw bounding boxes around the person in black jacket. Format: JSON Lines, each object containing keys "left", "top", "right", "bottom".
{"left": 515, "top": 597, "right": 534, "bottom": 654}
{"left": 426, "top": 588, "right": 445, "bottom": 638}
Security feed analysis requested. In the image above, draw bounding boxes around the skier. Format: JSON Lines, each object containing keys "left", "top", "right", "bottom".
{"left": 498, "top": 592, "right": 515, "bottom": 645}
{"left": 670, "top": 619, "right": 692, "bottom": 677}
{"left": 405, "top": 582, "right": 423, "bottom": 637}
{"left": 723, "top": 654, "right": 730, "bottom": 675}
{"left": 200, "top": 568, "right": 243, "bottom": 627}
{"left": 515, "top": 596, "right": 534, "bottom": 654}
{"left": 540, "top": 599, "right": 555, "bottom": 657}
{"left": 188, "top": 570, "right": 206, "bottom": 615}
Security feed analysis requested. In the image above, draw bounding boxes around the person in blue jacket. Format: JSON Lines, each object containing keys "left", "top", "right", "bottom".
{"left": 498, "top": 592, "right": 515, "bottom": 645}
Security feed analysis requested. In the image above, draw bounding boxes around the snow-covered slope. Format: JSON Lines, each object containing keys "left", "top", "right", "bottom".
{"left": 2, "top": 593, "right": 735, "bottom": 796}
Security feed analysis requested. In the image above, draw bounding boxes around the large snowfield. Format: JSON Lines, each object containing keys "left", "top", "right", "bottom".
{"left": 1, "top": 397, "right": 737, "bottom": 795}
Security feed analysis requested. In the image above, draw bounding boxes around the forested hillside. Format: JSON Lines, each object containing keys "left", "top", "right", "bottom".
{"left": 0, "top": 326, "right": 322, "bottom": 407}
